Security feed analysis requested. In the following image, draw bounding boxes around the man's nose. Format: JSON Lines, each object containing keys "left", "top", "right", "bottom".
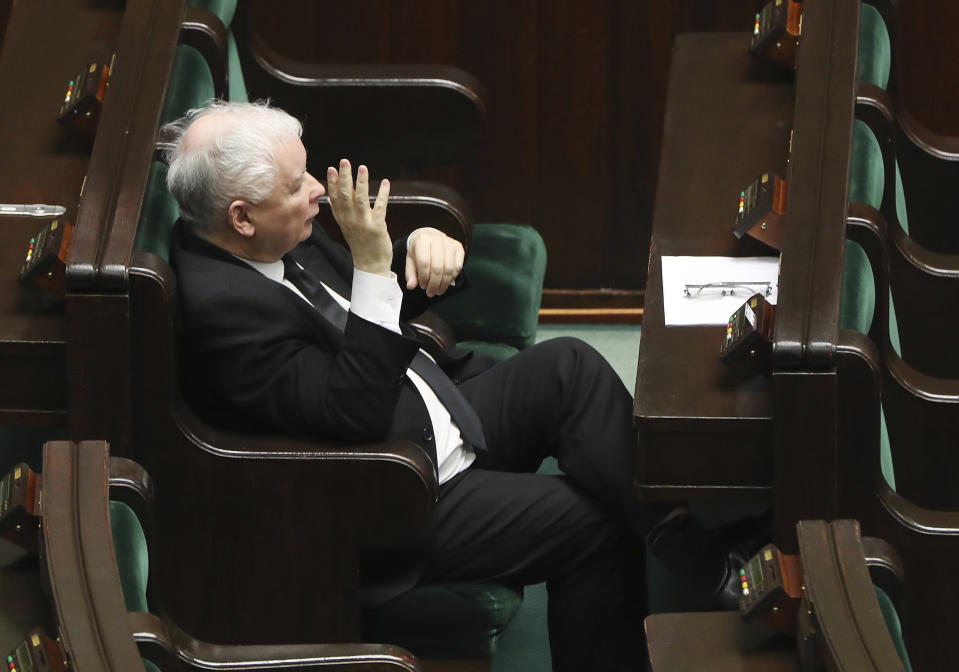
{"left": 308, "top": 173, "right": 325, "bottom": 199}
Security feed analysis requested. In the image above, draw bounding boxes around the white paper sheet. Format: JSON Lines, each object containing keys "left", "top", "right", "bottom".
{"left": 661, "top": 256, "right": 780, "bottom": 326}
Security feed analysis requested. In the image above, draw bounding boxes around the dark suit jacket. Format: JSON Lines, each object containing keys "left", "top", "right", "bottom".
{"left": 169, "top": 220, "right": 476, "bottom": 462}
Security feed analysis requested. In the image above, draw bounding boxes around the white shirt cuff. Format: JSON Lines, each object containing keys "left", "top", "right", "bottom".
{"left": 350, "top": 268, "right": 402, "bottom": 333}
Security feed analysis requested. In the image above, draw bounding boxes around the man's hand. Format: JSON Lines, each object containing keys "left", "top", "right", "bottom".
{"left": 327, "top": 159, "right": 393, "bottom": 277}
{"left": 406, "top": 227, "right": 465, "bottom": 297}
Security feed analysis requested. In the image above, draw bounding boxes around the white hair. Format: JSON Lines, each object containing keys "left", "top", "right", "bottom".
{"left": 163, "top": 100, "right": 303, "bottom": 234}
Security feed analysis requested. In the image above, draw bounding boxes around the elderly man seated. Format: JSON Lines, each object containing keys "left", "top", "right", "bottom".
{"left": 163, "top": 100, "right": 742, "bottom": 671}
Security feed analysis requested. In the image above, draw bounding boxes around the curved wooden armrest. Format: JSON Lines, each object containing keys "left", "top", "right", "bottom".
{"left": 180, "top": 7, "right": 229, "bottom": 100}
{"left": 315, "top": 180, "right": 473, "bottom": 251}
{"left": 129, "top": 252, "right": 440, "bottom": 643}
{"left": 861, "top": 535, "right": 905, "bottom": 614}
{"left": 129, "top": 611, "right": 422, "bottom": 672}
{"left": 897, "top": 105, "right": 959, "bottom": 160}
{"left": 233, "top": 3, "right": 486, "bottom": 169}
{"left": 892, "top": 223, "right": 959, "bottom": 276}
{"left": 856, "top": 82, "right": 895, "bottom": 136}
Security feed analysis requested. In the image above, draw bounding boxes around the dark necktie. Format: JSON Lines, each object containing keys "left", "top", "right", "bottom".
{"left": 281, "top": 254, "right": 487, "bottom": 453}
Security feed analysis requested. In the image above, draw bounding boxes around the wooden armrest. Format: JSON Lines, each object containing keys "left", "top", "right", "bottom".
{"left": 181, "top": 7, "right": 229, "bottom": 99}
{"left": 233, "top": 3, "right": 486, "bottom": 169}
{"left": 128, "top": 254, "right": 439, "bottom": 644}
{"left": 829, "top": 520, "right": 906, "bottom": 669}
{"left": 861, "top": 535, "right": 905, "bottom": 615}
{"left": 128, "top": 611, "right": 421, "bottom": 671}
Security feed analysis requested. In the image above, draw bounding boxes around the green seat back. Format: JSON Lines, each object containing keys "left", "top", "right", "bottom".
{"left": 187, "top": 0, "right": 248, "bottom": 102}
{"left": 839, "top": 240, "right": 876, "bottom": 337}
{"left": 110, "top": 491, "right": 522, "bottom": 660}
{"left": 161, "top": 45, "right": 216, "bottom": 124}
{"left": 109, "top": 501, "right": 150, "bottom": 613}
{"left": 874, "top": 585, "right": 914, "bottom": 671}
{"left": 857, "top": 3, "right": 891, "bottom": 90}
{"left": 849, "top": 120, "right": 885, "bottom": 211}
{"left": 364, "top": 582, "right": 523, "bottom": 659}
{"left": 135, "top": 162, "right": 178, "bottom": 261}
{"left": 839, "top": 240, "right": 897, "bottom": 490}
{"left": 431, "top": 223, "right": 547, "bottom": 355}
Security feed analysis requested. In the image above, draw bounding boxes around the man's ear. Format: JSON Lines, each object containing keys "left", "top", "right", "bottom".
{"left": 229, "top": 199, "right": 255, "bottom": 238}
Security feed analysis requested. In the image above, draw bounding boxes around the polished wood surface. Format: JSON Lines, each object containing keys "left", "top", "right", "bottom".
{"left": 0, "top": 0, "right": 124, "bottom": 424}
{"left": 633, "top": 33, "right": 791, "bottom": 500}
{"left": 646, "top": 611, "right": 797, "bottom": 672}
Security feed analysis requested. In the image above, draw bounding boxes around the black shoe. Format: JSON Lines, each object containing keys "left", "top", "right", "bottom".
{"left": 647, "top": 510, "right": 769, "bottom": 612}
{"left": 713, "top": 548, "right": 748, "bottom": 611}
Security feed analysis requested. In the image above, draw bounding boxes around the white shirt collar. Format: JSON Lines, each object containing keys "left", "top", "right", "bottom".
{"left": 236, "top": 255, "right": 285, "bottom": 283}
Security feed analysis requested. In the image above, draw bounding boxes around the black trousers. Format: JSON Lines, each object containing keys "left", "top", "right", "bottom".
{"left": 419, "top": 337, "right": 653, "bottom": 671}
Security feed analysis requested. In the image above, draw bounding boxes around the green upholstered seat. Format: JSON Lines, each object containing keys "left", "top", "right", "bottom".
{"left": 874, "top": 585, "right": 914, "bottom": 671}
{"left": 432, "top": 223, "right": 547, "bottom": 361}
{"left": 855, "top": 4, "right": 910, "bottom": 238}
{"left": 135, "top": 162, "right": 178, "bottom": 262}
{"left": 857, "top": 3, "right": 891, "bottom": 90}
{"left": 110, "top": 492, "right": 522, "bottom": 661}
{"left": 838, "top": 240, "right": 897, "bottom": 491}
{"left": 109, "top": 501, "right": 150, "bottom": 613}
{"left": 364, "top": 583, "right": 523, "bottom": 659}
{"left": 187, "top": 0, "right": 248, "bottom": 103}
{"left": 161, "top": 45, "right": 216, "bottom": 124}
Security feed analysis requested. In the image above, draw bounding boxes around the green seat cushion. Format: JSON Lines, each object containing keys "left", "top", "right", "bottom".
{"left": 161, "top": 45, "right": 216, "bottom": 124}
{"left": 109, "top": 501, "right": 150, "bottom": 613}
{"left": 857, "top": 4, "right": 891, "bottom": 90}
{"left": 839, "top": 240, "right": 876, "bottom": 336}
{"left": 457, "top": 340, "right": 520, "bottom": 363}
{"left": 364, "top": 583, "right": 523, "bottom": 658}
{"left": 135, "top": 162, "right": 178, "bottom": 261}
{"left": 432, "top": 224, "right": 546, "bottom": 351}
{"left": 142, "top": 659, "right": 163, "bottom": 672}
{"left": 849, "top": 120, "right": 885, "bottom": 211}
{"left": 874, "top": 586, "right": 914, "bottom": 671}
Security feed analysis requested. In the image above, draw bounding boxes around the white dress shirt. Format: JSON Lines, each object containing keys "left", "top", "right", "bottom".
{"left": 241, "top": 255, "right": 475, "bottom": 484}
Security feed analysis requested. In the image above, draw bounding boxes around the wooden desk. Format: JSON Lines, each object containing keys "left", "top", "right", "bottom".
{"left": 0, "top": 0, "right": 124, "bottom": 425}
{"left": 634, "top": 33, "right": 793, "bottom": 501}
{"left": 646, "top": 611, "right": 797, "bottom": 672}
{"left": 634, "top": 0, "right": 862, "bottom": 519}
{"left": 0, "top": 0, "right": 184, "bottom": 452}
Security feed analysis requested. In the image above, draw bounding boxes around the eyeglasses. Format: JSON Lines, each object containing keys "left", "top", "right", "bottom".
{"left": 683, "top": 281, "right": 774, "bottom": 299}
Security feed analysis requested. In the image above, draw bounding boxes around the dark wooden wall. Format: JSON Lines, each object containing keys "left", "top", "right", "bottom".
{"left": 251, "top": 0, "right": 759, "bottom": 312}
{"left": 246, "top": 0, "right": 957, "bottom": 312}
{"left": 900, "top": 1, "right": 959, "bottom": 135}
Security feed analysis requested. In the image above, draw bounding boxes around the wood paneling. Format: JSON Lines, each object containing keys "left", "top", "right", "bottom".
{"left": 899, "top": 0, "right": 959, "bottom": 135}
{"left": 249, "top": 0, "right": 759, "bottom": 305}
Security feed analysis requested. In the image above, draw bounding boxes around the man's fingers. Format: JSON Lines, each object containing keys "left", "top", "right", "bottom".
{"left": 405, "top": 253, "right": 418, "bottom": 290}
{"left": 373, "top": 178, "right": 390, "bottom": 218}
{"left": 338, "top": 159, "right": 353, "bottom": 200}
{"left": 356, "top": 165, "right": 370, "bottom": 203}
{"left": 427, "top": 242, "right": 446, "bottom": 296}
{"left": 327, "top": 166, "right": 338, "bottom": 204}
